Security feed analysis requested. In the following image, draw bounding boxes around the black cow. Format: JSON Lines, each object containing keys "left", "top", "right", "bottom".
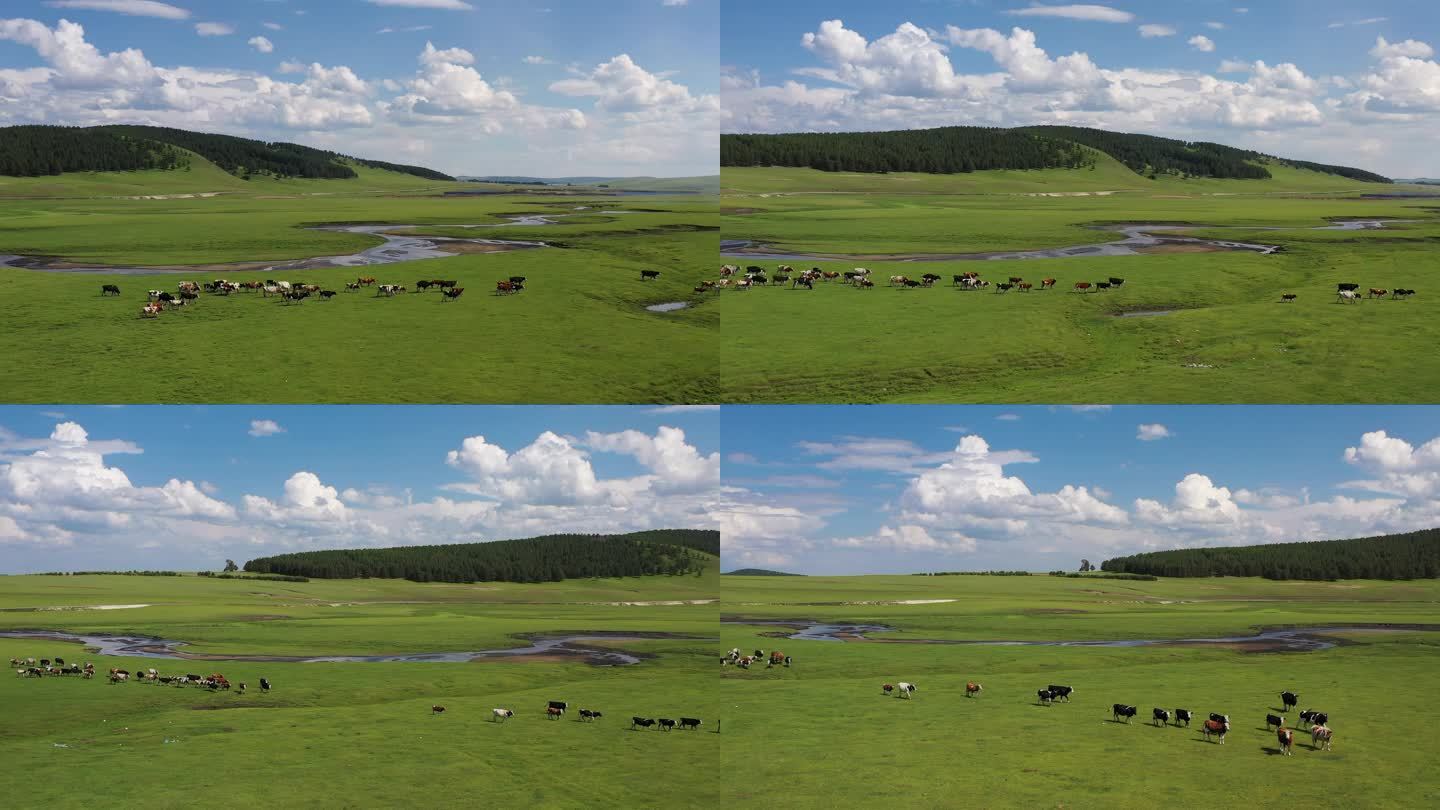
{"left": 1281, "top": 293, "right": 1297, "bottom": 302}
{"left": 679, "top": 717, "right": 701, "bottom": 730}
{"left": 1047, "top": 685, "right": 1073, "bottom": 702}
{"left": 995, "top": 283, "right": 1013, "bottom": 293}
{"left": 902, "top": 279, "right": 921, "bottom": 288}
{"left": 640, "top": 270, "right": 660, "bottom": 281}
{"left": 1113, "top": 704, "right": 1136, "bottom": 722}
{"left": 319, "top": 290, "right": 337, "bottom": 299}
{"left": 101, "top": 284, "right": 121, "bottom": 296}
{"left": 1108, "top": 277, "right": 1125, "bottom": 287}
{"left": 1266, "top": 713, "right": 1285, "bottom": 730}
{"left": 631, "top": 717, "right": 655, "bottom": 729}
{"left": 1038, "top": 688, "right": 1054, "bottom": 705}
{"left": 792, "top": 278, "right": 813, "bottom": 290}
{"left": 1337, "top": 282, "right": 1360, "bottom": 292}
{"left": 1096, "top": 282, "right": 1112, "bottom": 291}
{"left": 1153, "top": 708, "right": 1170, "bottom": 726}
{"left": 1209, "top": 713, "right": 1229, "bottom": 725}
{"left": 658, "top": 719, "right": 676, "bottom": 731}
{"left": 578, "top": 709, "right": 601, "bottom": 721}
{"left": 259, "top": 678, "right": 271, "bottom": 692}
{"left": 1281, "top": 691, "right": 1298, "bottom": 711}
{"left": 432, "top": 705, "right": 446, "bottom": 715}
{"left": 548, "top": 700, "right": 568, "bottom": 714}
{"left": 1175, "top": 709, "right": 1193, "bottom": 727}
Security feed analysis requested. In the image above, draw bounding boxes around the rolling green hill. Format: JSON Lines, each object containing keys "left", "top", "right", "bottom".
{"left": 1102, "top": 528, "right": 1440, "bottom": 580}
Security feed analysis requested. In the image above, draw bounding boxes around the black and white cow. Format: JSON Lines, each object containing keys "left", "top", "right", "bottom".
{"left": 1266, "top": 713, "right": 1285, "bottom": 731}
{"left": 657, "top": 718, "right": 676, "bottom": 731}
{"left": 1280, "top": 691, "right": 1298, "bottom": 711}
{"left": 1209, "top": 713, "right": 1230, "bottom": 725}
{"left": 1174, "top": 709, "right": 1193, "bottom": 727}
{"left": 259, "top": 678, "right": 271, "bottom": 693}
{"left": 579, "top": 709, "right": 602, "bottom": 721}
{"left": 492, "top": 708, "right": 514, "bottom": 722}
{"left": 1153, "top": 708, "right": 1171, "bottom": 726}
{"left": 896, "top": 682, "right": 916, "bottom": 699}
{"left": 1297, "top": 710, "right": 1328, "bottom": 727}
{"left": 679, "top": 718, "right": 701, "bottom": 730}
{"left": 548, "top": 700, "right": 568, "bottom": 715}
{"left": 1112, "top": 704, "right": 1137, "bottom": 722}
{"left": 1038, "top": 689, "right": 1054, "bottom": 706}
{"left": 631, "top": 717, "right": 655, "bottom": 730}
{"left": 1047, "top": 685, "right": 1074, "bottom": 702}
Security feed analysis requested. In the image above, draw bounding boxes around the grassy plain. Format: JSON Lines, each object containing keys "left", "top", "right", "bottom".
{"left": 0, "top": 571, "right": 719, "bottom": 808}
{"left": 719, "top": 165, "right": 1440, "bottom": 403}
{"left": 720, "top": 574, "right": 1440, "bottom": 809}
{"left": 0, "top": 174, "right": 718, "bottom": 403}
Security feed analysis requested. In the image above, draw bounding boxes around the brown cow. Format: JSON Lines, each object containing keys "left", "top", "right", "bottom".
{"left": 357, "top": 276, "right": 376, "bottom": 286}
{"left": 966, "top": 682, "right": 983, "bottom": 697}
{"left": 1074, "top": 282, "right": 1092, "bottom": 292}
{"left": 495, "top": 281, "right": 516, "bottom": 295}
{"left": 1008, "top": 276, "right": 1023, "bottom": 284}
{"left": 1367, "top": 287, "right": 1388, "bottom": 299}
{"left": 1017, "top": 282, "right": 1033, "bottom": 292}
{"left": 1041, "top": 278, "right": 1056, "bottom": 289}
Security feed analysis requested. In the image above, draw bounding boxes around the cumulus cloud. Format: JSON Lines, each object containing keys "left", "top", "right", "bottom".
{"left": 1371, "top": 36, "right": 1434, "bottom": 60}
{"left": 248, "top": 36, "right": 274, "bottom": 54}
{"left": 522, "top": 55, "right": 553, "bottom": 65}
{"left": 550, "top": 53, "right": 699, "bottom": 111}
{"left": 1189, "top": 35, "right": 1215, "bottom": 52}
{"left": 1137, "top": 423, "right": 1171, "bottom": 441}
{"left": 248, "top": 419, "right": 285, "bottom": 438}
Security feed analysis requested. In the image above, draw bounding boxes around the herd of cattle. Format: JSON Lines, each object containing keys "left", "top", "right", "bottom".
{"left": 428, "top": 700, "right": 705, "bottom": 731}
{"left": 13, "top": 655, "right": 272, "bottom": 694}
{"left": 867, "top": 676, "right": 1337, "bottom": 755}
{"left": 721, "top": 647, "right": 792, "bottom": 669}
{"left": 1333, "top": 282, "right": 1418, "bottom": 303}
{"left": 109, "top": 274, "right": 539, "bottom": 318}
{"left": 708, "top": 264, "right": 1114, "bottom": 293}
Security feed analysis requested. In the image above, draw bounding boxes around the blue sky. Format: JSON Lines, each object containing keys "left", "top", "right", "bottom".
{"left": 720, "top": 1, "right": 1440, "bottom": 176}
{"left": 0, "top": 1, "right": 719, "bottom": 176}
{"left": 719, "top": 405, "right": 1440, "bottom": 574}
{"left": 0, "top": 405, "right": 720, "bottom": 573}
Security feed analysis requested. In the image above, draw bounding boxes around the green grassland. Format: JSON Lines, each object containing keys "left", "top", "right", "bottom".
{"left": 720, "top": 574, "right": 1440, "bottom": 809}
{"left": 719, "top": 165, "right": 1440, "bottom": 403}
{"left": 0, "top": 571, "right": 719, "bottom": 808}
{"left": 0, "top": 169, "right": 718, "bottom": 403}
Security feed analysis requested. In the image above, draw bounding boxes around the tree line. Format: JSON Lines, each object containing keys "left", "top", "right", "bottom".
{"left": 1100, "top": 528, "right": 1440, "bottom": 580}
{"left": 721, "top": 127, "right": 1091, "bottom": 174}
{"left": 243, "top": 530, "right": 717, "bottom": 584}
{"left": 0, "top": 126, "right": 182, "bottom": 176}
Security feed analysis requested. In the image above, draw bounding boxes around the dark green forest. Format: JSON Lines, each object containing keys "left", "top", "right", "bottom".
{"left": 720, "top": 127, "right": 1090, "bottom": 174}
{"left": 243, "top": 529, "right": 718, "bottom": 583}
{"left": 723, "top": 568, "right": 803, "bottom": 576}
{"left": 0, "top": 125, "right": 454, "bottom": 181}
{"left": 720, "top": 124, "right": 1390, "bottom": 183}
{"left": 1101, "top": 528, "right": 1440, "bottom": 580}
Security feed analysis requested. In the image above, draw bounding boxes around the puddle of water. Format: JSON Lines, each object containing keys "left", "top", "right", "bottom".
{"left": 646, "top": 301, "right": 689, "bottom": 312}
{"left": 0, "top": 629, "right": 713, "bottom": 667}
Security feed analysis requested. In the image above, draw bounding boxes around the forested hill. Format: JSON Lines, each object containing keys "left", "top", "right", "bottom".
{"left": 723, "top": 568, "right": 803, "bottom": 576}
{"left": 1101, "top": 528, "right": 1440, "bottom": 580}
{"left": 243, "top": 530, "right": 718, "bottom": 584}
{"left": 0, "top": 125, "right": 454, "bottom": 181}
{"left": 720, "top": 125, "right": 1390, "bottom": 183}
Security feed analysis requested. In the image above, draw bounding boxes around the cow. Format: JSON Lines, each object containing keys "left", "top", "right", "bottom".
{"left": 1336, "top": 282, "right": 1359, "bottom": 293}
{"left": 657, "top": 719, "right": 676, "bottom": 731}
{"left": 319, "top": 290, "right": 337, "bottom": 300}
{"left": 546, "top": 707, "right": 563, "bottom": 719}
{"left": 1393, "top": 288, "right": 1416, "bottom": 299}
{"left": 1174, "top": 709, "right": 1193, "bottom": 727}
{"left": 140, "top": 303, "right": 162, "bottom": 318}
{"left": 1096, "top": 282, "right": 1112, "bottom": 291}
{"left": 1153, "top": 708, "right": 1171, "bottom": 727}
{"left": 260, "top": 678, "right": 271, "bottom": 693}
{"left": 921, "top": 274, "right": 941, "bottom": 286}
{"left": 578, "top": 709, "right": 602, "bottom": 721}
{"left": 995, "top": 283, "right": 1014, "bottom": 293}
{"left": 822, "top": 271, "right": 840, "bottom": 281}
{"left": 1040, "top": 278, "right": 1056, "bottom": 289}
{"left": 858, "top": 279, "right": 875, "bottom": 289}
{"left": 548, "top": 701, "right": 568, "bottom": 715}
{"left": 1047, "top": 685, "right": 1073, "bottom": 702}
{"left": 345, "top": 282, "right": 361, "bottom": 291}
{"left": 101, "top": 284, "right": 121, "bottom": 296}
{"left": 882, "top": 683, "right": 894, "bottom": 695}
{"left": 966, "top": 682, "right": 983, "bottom": 697}
{"left": 1202, "top": 718, "right": 1230, "bottom": 743}
{"left": 889, "top": 275, "right": 910, "bottom": 287}
{"left": 1277, "top": 727, "right": 1294, "bottom": 756}
{"left": 1112, "top": 704, "right": 1136, "bottom": 722}
{"left": 1368, "top": 287, "right": 1388, "bottom": 299}
{"left": 492, "top": 708, "right": 514, "bottom": 722}
{"left": 1281, "top": 293, "right": 1297, "bottom": 302}
{"left": 416, "top": 280, "right": 433, "bottom": 292}
{"left": 443, "top": 287, "right": 465, "bottom": 301}
{"left": 1267, "top": 713, "right": 1285, "bottom": 731}
{"left": 720, "top": 265, "right": 738, "bottom": 277}
{"left": 896, "top": 682, "right": 916, "bottom": 699}
{"left": 1074, "top": 282, "right": 1092, "bottom": 292}
{"left": 1018, "top": 282, "right": 1033, "bottom": 292}
{"left": 631, "top": 717, "right": 655, "bottom": 730}
{"left": 110, "top": 671, "right": 129, "bottom": 684}
{"left": 1008, "top": 276, "right": 1024, "bottom": 284}
{"left": 1280, "top": 691, "right": 1298, "bottom": 711}
{"left": 1311, "top": 724, "right": 1333, "bottom": 751}
{"left": 1038, "top": 689, "right": 1054, "bottom": 706}
{"left": 769, "top": 651, "right": 785, "bottom": 666}
{"left": 1337, "top": 289, "right": 1360, "bottom": 303}
{"left": 640, "top": 270, "right": 661, "bottom": 281}
{"left": 791, "top": 278, "right": 813, "bottom": 290}
{"left": 773, "top": 274, "right": 791, "bottom": 286}
{"left": 358, "top": 276, "right": 376, "bottom": 287}
{"left": 1108, "top": 277, "right": 1125, "bottom": 287}
{"left": 432, "top": 705, "right": 446, "bottom": 715}
{"left": 679, "top": 717, "right": 701, "bottom": 730}
{"left": 902, "top": 279, "right": 921, "bottom": 288}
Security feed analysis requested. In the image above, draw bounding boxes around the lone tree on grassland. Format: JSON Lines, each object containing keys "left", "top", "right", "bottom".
{"left": 223, "top": 559, "right": 239, "bottom": 573}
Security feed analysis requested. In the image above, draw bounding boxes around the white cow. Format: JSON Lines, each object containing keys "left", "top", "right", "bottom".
{"left": 492, "top": 708, "right": 514, "bottom": 723}
{"left": 1337, "top": 290, "right": 1360, "bottom": 303}
{"left": 897, "top": 682, "right": 916, "bottom": 699}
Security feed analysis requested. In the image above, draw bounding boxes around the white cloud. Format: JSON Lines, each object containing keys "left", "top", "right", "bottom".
{"left": 248, "top": 36, "right": 274, "bottom": 54}
{"left": 1006, "top": 4, "right": 1134, "bottom": 23}
{"left": 523, "top": 55, "right": 553, "bottom": 65}
{"left": 378, "top": 25, "right": 434, "bottom": 34}
{"left": 43, "top": 1, "right": 188, "bottom": 20}
{"left": 1139, "top": 24, "right": 1176, "bottom": 38}
{"left": 1137, "top": 423, "right": 1171, "bottom": 441}
{"left": 584, "top": 426, "right": 720, "bottom": 494}
{"left": 550, "top": 53, "right": 700, "bottom": 111}
{"left": 263, "top": 22, "right": 283, "bottom": 31}
{"left": 1134, "top": 473, "right": 1241, "bottom": 525}
{"left": 248, "top": 419, "right": 285, "bottom": 438}
{"left": 1218, "top": 59, "right": 1249, "bottom": 73}
{"left": 364, "top": 0, "right": 474, "bottom": 9}
{"left": 1205, "top": 21, "right": 1225, "bottom": 30}
{"left": 1370, "top": 36, "right": 1434, "bottom": 60}
{"left": 243, "top": 471, "right": 348, "bottom": 523}
{"left": 834, "top": 524, "right": 978, "bottom": 554}
{"left": 1330, "top": 17, "right": 1389, "bottom": 29}
{"left": 1189, "top": 35, "right": 1215, "bottom": 52}
{"left": 195, "top": 22, "right": 233, "bottom": 37}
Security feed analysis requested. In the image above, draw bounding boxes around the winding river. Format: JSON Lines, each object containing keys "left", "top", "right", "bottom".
{"left": 723, "top": 620, "right": 1433, "bottom": 653}
{"left": 0, "top": 629, "right": 714, "bottom": 666}
{"left": 720, "top": 219, "right": 1416, "bottom": 263}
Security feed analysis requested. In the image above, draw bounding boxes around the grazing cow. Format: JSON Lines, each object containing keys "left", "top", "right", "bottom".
{"left": 496, "top": 281, "right": 517, "bottom": 294}
{"left": 1281, "top": 293, "right": 1297, "bottom": 302}
{"left": 1202, "top": 719, "right": 1230, "bottom": 743}
{"left": 1277, "top": 727, "right": 1294, "bottom": 756}
{"left": 1311, "top": 724, "right": 1333, "bottom": 751}
{"left": 1047, "top": 685, "right": 1074, "bottom": 702}
{"left": 679, "top": 717, "right": 701, "bottom": 730}
{"left": 1175, "top": 709, "right": 1193, "bottom": 727}
{"left": 579, "top": 709, "right": 602, "bottom": 721}
{"left": 1281, "top": 692, "right": 1298, "bottom": 711}
{"left": 1368, "top": 287, "right": 1388, "bottom": 299}
{"left": 547, "top": 707, "right": 564, "bottom": 719}
{"left": 1112, "top": 704, "right": 1136, "bottom": 722}
{"left": 1038, "top": 689, "right": 1054, "bottom": 706}
{"left": 492, "top": 708, "right": 514, "bottom": 722}
{"left": 631, "top": 717, "right": 655, "bottom": 730}
{"left": 1298, "top": 711, "right": 1329, "bottom": 727}
{"left": 432, "top": 705, "right": 446, "bottom": 716}
{"left": 260, "top": 678, "right": 270, "bottom": 692}
{"left": 640, "top": 270, "right": 661, "bottom": 281}
{"left": 548, "top": 701, "right": 568, "bottom": 715}
{"left": 966, "top": 682, "right": 983, "bottom": 697}
{"left": 443, "top": 287, "right": 465, "bottom": 301}
{"left": 101, "top": 284, "right": 121, "bottom": 296}
{"left": 897, "top": 682, "right": 916, "bottom": 699}
{"left": 657, "top": 719, "right": 676, "bottom": 731}
{"left": 1074, "top": 282, "right": 1092, "bottom": 292}
{"left": 1267, "top": 714, "right": 1285, "bottom": 731}
{"left": 1153, "top": 708, "right": 1171, "bottom": 727}
{"left": 1337, "top": 290, "right": 1360, "bottom": 303}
